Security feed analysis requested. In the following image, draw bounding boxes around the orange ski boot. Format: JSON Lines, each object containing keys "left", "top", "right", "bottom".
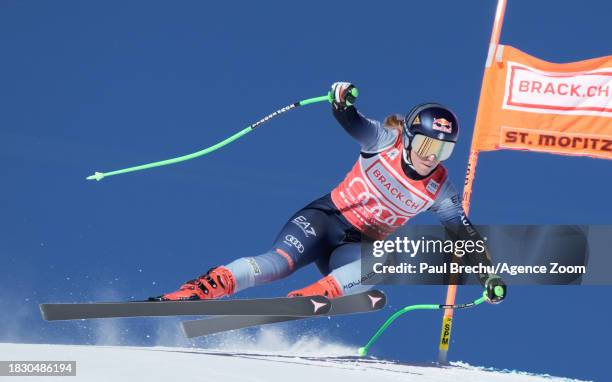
{"left": 150, "top": 266, "right": 236, "bottom": 301}
{"left": 287, "top": 275, "right": 343, "bottom": 299}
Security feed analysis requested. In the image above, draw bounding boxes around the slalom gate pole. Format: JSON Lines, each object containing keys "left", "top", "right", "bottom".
{"left": 86, "top": 88, "right": 357, "bottom": 181}
{"left": 359, "top": 287, "right": 504, "bottom": 357}
{"left": 437, "top": 0, "right": 508, "bottom": 364}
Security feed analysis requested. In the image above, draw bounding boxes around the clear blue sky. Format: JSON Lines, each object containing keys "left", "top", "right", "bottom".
{"left": 0, "top": 1, "right": 610, "bottom": 380}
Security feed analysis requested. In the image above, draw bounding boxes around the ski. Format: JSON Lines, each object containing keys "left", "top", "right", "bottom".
{"left": 39, "top": 295, "right": 331, "bottom": 321}
{"left": 180, "top": 289, "right": 386, "bottom": 338}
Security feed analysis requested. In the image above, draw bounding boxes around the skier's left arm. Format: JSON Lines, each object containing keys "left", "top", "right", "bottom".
{"left": 429, "top": 180, "right": 507, "bottom": 303}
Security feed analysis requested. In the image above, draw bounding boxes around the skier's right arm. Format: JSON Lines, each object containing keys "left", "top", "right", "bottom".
{"left": 331, "top": 82, "right": 397, "bottom": 152}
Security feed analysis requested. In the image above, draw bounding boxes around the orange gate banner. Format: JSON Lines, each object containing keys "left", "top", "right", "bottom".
{"left": 472, "top": 45, "right": 612, "bottom": 159}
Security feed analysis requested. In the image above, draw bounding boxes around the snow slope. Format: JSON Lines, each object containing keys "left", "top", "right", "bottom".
{"left": 0, "top": 343, "right": 586, "bottom": 382}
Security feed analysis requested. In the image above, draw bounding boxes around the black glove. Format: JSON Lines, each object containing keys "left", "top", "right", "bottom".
{"left": 484, "top": 275, "right": 506, "bottom": 304}
{"left": 330, "top": 82, "right": 358, "bottom": 109}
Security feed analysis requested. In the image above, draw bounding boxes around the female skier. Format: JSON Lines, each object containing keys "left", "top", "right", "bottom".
{"left": 151, "top": 82, "right": 506, "bottom": 303}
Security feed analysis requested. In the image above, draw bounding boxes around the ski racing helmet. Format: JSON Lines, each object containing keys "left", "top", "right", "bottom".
{"left": 402, "top": 103, "right": 459, "bottom": 162}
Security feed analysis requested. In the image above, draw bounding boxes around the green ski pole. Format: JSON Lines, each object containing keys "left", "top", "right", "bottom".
{"left": 358, "top": 286, "right": 504, "bottom": 357}
{"left": 86, "top": 87, "right": 358, "bottom": 181}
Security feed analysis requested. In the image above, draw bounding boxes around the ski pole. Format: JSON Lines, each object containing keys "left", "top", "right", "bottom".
{"left": 86, "top": 87, "right": 358, "bottom": 181}
{"left": 358, "top": 286, "right": 504, "bottom": 357}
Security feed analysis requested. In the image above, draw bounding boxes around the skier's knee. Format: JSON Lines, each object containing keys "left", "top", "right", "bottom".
{"left": 272, "top": 248, "right": 296, "bottom": 273}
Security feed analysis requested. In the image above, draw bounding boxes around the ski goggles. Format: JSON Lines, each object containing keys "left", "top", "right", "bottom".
{"left": 411, "top": 134, "right": 455, "bottom": 161}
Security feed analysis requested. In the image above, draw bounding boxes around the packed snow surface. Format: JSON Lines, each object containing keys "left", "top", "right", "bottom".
{"left": 0, "top": 342, "right": 585, "bottom": 382}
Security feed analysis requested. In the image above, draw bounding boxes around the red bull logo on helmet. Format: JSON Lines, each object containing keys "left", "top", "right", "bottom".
{"left": 432, "top": 117, "right": 453, "bottom": 134}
